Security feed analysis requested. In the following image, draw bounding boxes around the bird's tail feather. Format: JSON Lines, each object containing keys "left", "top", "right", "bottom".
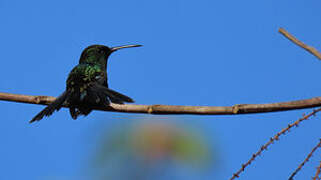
{"left": 29, "top": 91, "right": 68, "bottom": 123}
{"left": 91, "top": 83, "right": 134, "bottom": 104}
{"left": 105, "top": 88, "right": 134, "bottom": 104}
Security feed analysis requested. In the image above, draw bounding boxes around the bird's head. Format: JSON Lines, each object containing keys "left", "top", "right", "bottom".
{"left": 79, "top": 44, "right": 142, "bottom": 68}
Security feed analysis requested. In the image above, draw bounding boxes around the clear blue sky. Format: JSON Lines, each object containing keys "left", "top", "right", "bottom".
{"left": 0, "top": 0, "right": 321, "bottom": 179}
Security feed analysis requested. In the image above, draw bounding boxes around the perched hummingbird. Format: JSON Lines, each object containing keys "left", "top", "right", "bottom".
{"left": 30, "top": 44, "right": 141, "bottom": 123}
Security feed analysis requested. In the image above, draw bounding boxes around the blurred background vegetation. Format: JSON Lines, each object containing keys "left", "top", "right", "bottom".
{"left": 86, "top": 117, "right": 219, "bottom": 180}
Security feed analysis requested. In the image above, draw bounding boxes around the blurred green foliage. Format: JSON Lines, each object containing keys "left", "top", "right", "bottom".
{"left": 89, "top": 118, "right": 218, "bottom": 180}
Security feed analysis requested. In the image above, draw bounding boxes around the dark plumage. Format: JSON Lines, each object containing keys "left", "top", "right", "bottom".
{"left": 30, "top": 44, "right": 141, "bottom": 123}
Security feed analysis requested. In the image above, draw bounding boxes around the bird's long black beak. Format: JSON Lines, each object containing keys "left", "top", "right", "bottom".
{"left": 110, "top": 44, "right": 142, "bottom": 52}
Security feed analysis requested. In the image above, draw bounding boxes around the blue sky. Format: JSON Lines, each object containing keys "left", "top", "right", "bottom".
{"left": 0, "top": 0, "right": 321, "bottom": 179}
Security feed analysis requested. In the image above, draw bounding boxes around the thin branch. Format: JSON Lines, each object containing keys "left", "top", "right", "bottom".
{"left": 1, "top": 92, "right": 321, "bottom": 115}
{"left": 279, "top": 28, "right": 321, "bottom": 60}
{"left": 289, "top": 139, "right": 321, "bottom": 180}
{"left": 230, "top": 108, "right": 321, "bottom": 180}
{"left": 313, "top": 161, "right": 321, "bottom": 180}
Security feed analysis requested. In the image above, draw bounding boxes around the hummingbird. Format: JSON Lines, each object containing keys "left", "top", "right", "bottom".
{"left": 30, "top": 44, "right": 141, "bottom": 123}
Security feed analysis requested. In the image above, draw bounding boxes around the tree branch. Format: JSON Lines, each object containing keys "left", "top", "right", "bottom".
{"left": 230, "top": 109, "right": 321, "bottom": 180}
{"left": 289, "top": 138, "right": 321, "bottom": 180}
{"left": 313, "top": 161, "right": 321, "bottom": 180}
{"left": 0, "top": 28, "right": 320, "bottom": 115}
{"left": 1, "top": 92, "right": 321, "bottom": 115}
{"left": 279, "top": 28, "right": 321, "bottom": 60}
